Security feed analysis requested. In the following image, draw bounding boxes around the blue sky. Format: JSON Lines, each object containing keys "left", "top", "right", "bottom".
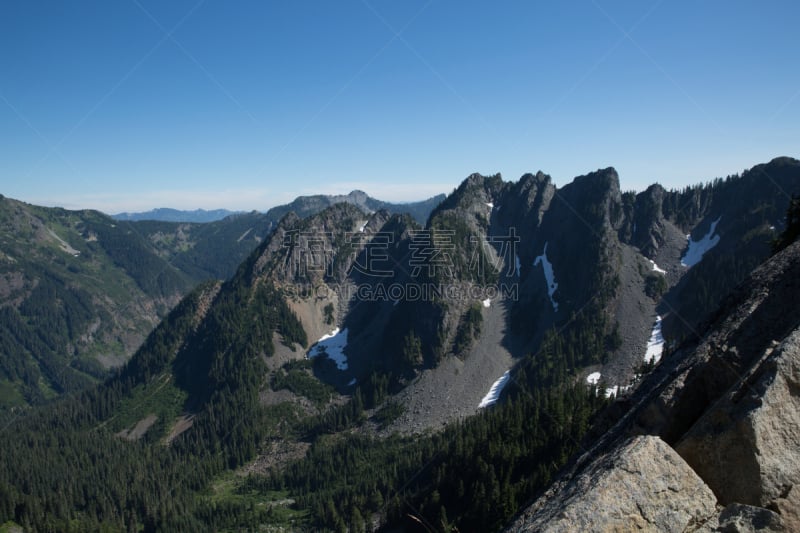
{"left": 1, "top": 1, "right": 798, "bottom": 213}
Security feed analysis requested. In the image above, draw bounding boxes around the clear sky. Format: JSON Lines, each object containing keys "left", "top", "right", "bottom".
{"left": 1, "top": 1, "right": 798, "bottom": 213}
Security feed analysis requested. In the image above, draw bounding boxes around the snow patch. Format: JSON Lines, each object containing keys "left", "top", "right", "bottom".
{"left": 485, "top": 202, "right": 494, "bottom": 209}
{"left": 348, "top": 378, "right": 357, "bottom": 386}
{"left": 605, "top": 384, "right": 632, "bottom": 398}
{"left": 482, "top": 298, "right": 491, "bottom": 308}
{"left": 533, "top": 242, "right": 559, "bottom": 312}
{"left": 358, "top": 222, "right": 367, "bottom": 233}
{"left": 586, "top": 372, "right": 601, "bottom": 385}
{"left": 478, "top": 371, "right": 510, "bottom": 408}
{"left": 681, "top": 217, "right": 721, "bottom": 267}
{"left": 515, "top": 254, "right": 521, "bottom": 277}
{"left": 236, "top": 227, "right": 253, "bottom": 243}
{"left": 648, "top": 259, "right": 666, "bottom": 275}
{"left": 644, "top": 316, "right": 664, "bottom": 364}
{"left": 47, "top": 228, "right": 80, "bottom": 256}
{"left": 308, "top": 328, "right": 349, "bottom": 370}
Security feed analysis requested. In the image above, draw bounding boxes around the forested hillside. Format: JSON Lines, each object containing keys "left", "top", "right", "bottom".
{"left": 0, "top": 190, "right": 446, "bottom": 410}
{"left": 0, "top": 197, "right": 192, "bottom": 408}
{"left": 0, "top": 222, "right": 614, "bottom": 531}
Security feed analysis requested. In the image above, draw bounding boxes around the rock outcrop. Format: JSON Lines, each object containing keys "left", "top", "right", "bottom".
{"left": 635, "top": 234, "right": 800, "bottom": 444}
{"left": 509, "top": 435, "right": 718, "bottom": 532}
{"left": 710, "top": 503, "right": 784, "bottom": 533}
{"left": 676, "top": 326, "right": 800, "bottom": 512}
{"left": 507, "top": 240, "right": 800, "bottom": 532}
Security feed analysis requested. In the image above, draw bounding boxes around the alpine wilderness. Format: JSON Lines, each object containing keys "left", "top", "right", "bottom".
{"left": 5, "top": 1, "right": 800, "bottom": 530}
{"left": 0, "top": 191, "right": 442, "bottom": 409}
{"left": 1, "top": 156, "right": 800, "bottom": 532}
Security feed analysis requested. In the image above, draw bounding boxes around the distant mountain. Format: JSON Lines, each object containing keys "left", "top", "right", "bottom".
{"left": 0, "top": 190, "right": 447, "bottom": 409}
{"left": 263, "top": 189, "right": 446, "bottom": 226}
{"left": 381, "top": 193, "right": 448, "bottom": 225}
{"left": 126, "top": 211, "right": 273, "bottom": 281}
{"left": 112, "top": 207, "right": 240, "bottom": 223}
{"left": 111, "top": 191, "right": 446, "bottom": 225}
{"left": 124, "top": 191, "right": 446, "bottom": 281}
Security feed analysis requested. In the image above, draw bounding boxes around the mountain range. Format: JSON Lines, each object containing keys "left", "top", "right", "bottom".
{"left": 0, "top": 158, "right": 798, "bottom": 531}
{"left": 0, "top": 191, "right": 444, "bottom": 409}
{"left": 112, "top": 208, "right": 241, "bottom": 223}
{"left": 111, "top": 191, "right": 445, "bottom": 225}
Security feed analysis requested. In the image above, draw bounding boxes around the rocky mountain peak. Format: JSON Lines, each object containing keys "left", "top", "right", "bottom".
{"left": 557, "top": 167, "right": 624, "bottom": 231}
{"left": 767, "top": 155, "right": 799, "bottom": 167}
{"left": 433, "top": 172, "right": 504, "bottom": 215}
{"left": 516, "top": 171, "right": 551, "bottom": 193}
{"left": 344, "top": 189, "right": 370, "bottom": 205}
{"left": 568, "top": 167, "right": 621, "bottom": 204}
{"left": 630, "top": 182, "right": 669, "bottom": 257}
{"left": 251, "top": 202, "right": 369, "bottom": 285}
{"left": 573, "top": 166, "right": 619, "bottom": 185}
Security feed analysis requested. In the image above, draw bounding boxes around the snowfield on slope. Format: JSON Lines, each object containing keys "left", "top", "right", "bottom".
{"left": 534, "top": 242, "right": 559, "bottom": 311}
{"left": 478, "top": 371, "right": 511, "bottom": 408}
{"left": 649, "top": 259, "right": 666, "bottom": 275}
{"left": 308, "top": 328, "right": 349, "bottom": 370}
{"left": 644, "top": 316, "right": 665, "bottom": 364}
{"left": 681, "top": 217, "right": 721, "bottom": 267}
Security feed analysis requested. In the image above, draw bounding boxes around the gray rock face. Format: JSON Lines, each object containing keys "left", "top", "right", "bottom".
{"left": 507, "top": 435, "right": 717, "bottom": 533}
{"left": 716, "top": 503, "right": 784, "bottom": 532}
{"left": 676, "top": 327, "right": 800, "bottom": 508}
{"left": 631, "top": 183, "right": 668, "bottom": 258}
{"left": 634, "top": 239, "right": 800, "bottom": 445}
{"left": 769, "top": 485, "right": 800, "bottom": 533}
{"left": 507, "top": 241, "right": 800, "bottom": 532}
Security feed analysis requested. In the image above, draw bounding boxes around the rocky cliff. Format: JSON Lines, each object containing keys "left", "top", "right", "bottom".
{"left": 507, "top": 239, "right": 800, "bottom": 532}
{"left": 252, "top": 160, "right": 800, "bottom": 434}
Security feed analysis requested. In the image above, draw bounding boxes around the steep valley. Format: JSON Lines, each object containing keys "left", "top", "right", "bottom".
{"left": 0, "top": 191, "right": 444, "bottom": 411}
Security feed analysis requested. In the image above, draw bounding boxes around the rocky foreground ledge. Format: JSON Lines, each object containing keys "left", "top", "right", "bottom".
{"left": 507, "top": 241, "right": 800, "bottom": 532}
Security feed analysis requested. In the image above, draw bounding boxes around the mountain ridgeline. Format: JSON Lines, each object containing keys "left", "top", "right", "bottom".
{"left": 0, "top": 191, "right": 444, "bottom": 410}
{"left": 261, "top": 189, "right": 446, "bottom": 227}
{"left": 0, "top": 157, "right": 799, "bottom": 531}
{"left": 0, "top": 197, "right": 193, "bottom": 407}
{"left": 113, "top": 207, "right": 241, "bottom": 223}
